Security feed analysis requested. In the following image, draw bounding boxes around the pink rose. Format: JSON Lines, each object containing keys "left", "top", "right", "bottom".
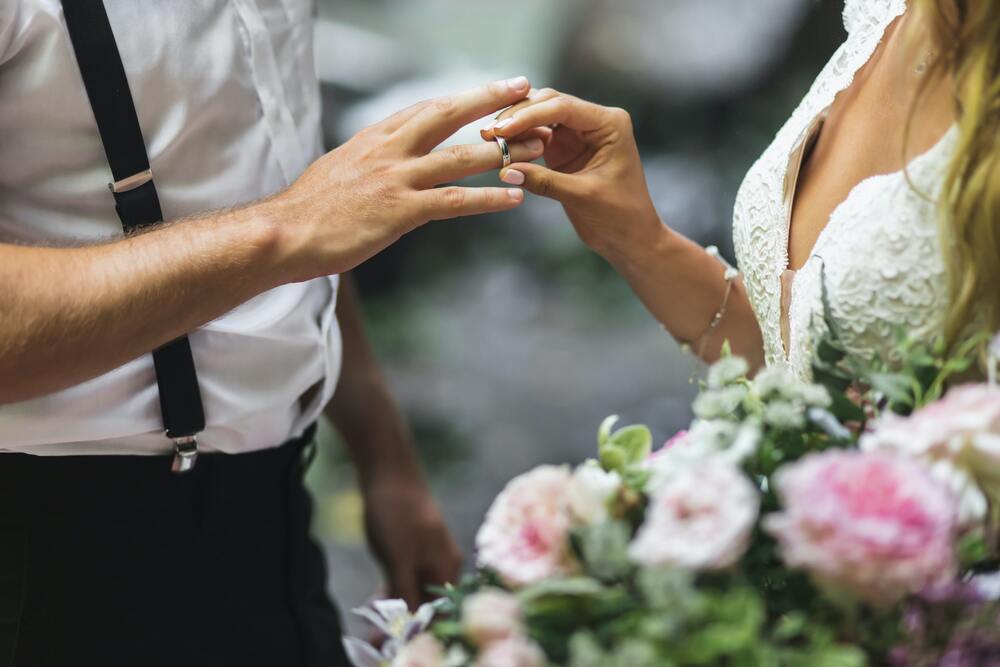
{"left": 392, "top": 634, "right": 444, "bottom": 667}
{"left": 463, "top": 589, "right": 524, "bottom": 647}
{"left": 475, "top": 465, "right": 580, "bottom": 588}
{"left": 629, "top": 458, "right": 759, "bottom": 570}
{"left": 765, "top": 450, "right": 958, "bottom": 607}
{"left": 475, "top": 637, "right": 546, "bottom": 667}
{"left": 861, "top": 384, "right": 1000, "bottom": 522}
{"left": 862, "top": 384, "right": 1000, "bottom": 457}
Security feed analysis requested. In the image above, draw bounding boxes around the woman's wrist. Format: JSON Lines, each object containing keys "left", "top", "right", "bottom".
{"left": 598, "top": 209, "right": 676, "bottom": 275}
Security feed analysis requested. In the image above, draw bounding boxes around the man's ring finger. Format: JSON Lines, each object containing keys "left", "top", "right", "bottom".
{"left": 495, "top": 136, "right": 511, "bottom": 169}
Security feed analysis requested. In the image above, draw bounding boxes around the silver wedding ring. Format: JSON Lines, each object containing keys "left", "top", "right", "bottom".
{"left": 495, "top": 136, "right": 511, "bottom": 169}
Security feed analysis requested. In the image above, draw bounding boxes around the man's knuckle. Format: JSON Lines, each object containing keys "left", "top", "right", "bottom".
{"left": 450, "top": 144, "right": 474, "bottom": 168}
{"left": 432, "top": 97, "right": 456, "bottom": 116}
{"left": 443, "top": 187, "right": 466, "bottom": 209}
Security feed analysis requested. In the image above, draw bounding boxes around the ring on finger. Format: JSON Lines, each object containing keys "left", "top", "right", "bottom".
{"left": 495, "top": 136, "right": 511, "bottom": 169}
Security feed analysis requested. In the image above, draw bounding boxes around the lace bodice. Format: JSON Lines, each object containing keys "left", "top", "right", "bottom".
{"left": 732, "top": 0, "right": 958, "bottom": 379}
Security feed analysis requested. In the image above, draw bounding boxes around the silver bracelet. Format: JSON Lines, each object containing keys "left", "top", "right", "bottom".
{"left": 684, "top": 246, "right": 740, "bottom": 358}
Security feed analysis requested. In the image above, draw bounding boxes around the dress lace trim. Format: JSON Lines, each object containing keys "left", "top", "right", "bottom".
{"left": 731, "top": 0, "right": 962, "bottom": 379}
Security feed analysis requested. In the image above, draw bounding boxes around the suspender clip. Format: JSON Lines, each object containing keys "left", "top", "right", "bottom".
{"left": 170, "top": 435, "right": 199, "bottom": 474}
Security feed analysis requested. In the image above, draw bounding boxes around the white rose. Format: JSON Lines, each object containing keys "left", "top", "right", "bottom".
{"left": 630, "top": 458, "right": 759, "bottom": 570}
{"left": 462, "top": 589, "right": 524, "bottom": 647}
{"left": 567, "top": 460, "right": 621, "bottom": 524}
{"left": 393, "top": 634, "right": 445, "bottom": 667}
{"left": 475, "top": 637, "right": 546, "bottom": 667}
{"left": 645, "top": 421, "right": 760, "bottom": 492}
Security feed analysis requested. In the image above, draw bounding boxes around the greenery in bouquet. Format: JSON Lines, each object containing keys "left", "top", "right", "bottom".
{"left": 344, "top": 332, "right": 1000, "bottom": 667}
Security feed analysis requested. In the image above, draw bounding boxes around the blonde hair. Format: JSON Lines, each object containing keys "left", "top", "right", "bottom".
{"left": 914, "top": 0, "right": 1000, "bottom": 350}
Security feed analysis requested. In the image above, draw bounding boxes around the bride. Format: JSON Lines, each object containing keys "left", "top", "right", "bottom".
{"left": 483, "top": 0, "right": 998, "bottom": 378}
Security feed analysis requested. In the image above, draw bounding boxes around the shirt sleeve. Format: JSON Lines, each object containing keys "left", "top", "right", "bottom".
{"left": 0, "top": 0, "right": 22, "bottom": 67}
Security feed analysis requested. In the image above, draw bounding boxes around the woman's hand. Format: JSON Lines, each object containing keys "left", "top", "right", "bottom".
{"left": 481, "top": 88, "right": 664, "bottom": 260}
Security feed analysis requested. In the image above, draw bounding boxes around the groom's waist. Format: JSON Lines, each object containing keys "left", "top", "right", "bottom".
{"left": 0, "top": 423, "right": 317, "bottom": 526}
{"left": 0, "top": 278, "right": 340, "bottom": 456}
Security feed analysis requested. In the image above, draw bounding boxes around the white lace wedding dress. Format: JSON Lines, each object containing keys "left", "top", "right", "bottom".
{"left": 732, "top": 0, "right": 959, "bottom": 380}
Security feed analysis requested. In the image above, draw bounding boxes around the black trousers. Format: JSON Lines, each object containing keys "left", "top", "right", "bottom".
{"left": 0, "top": 426, "right": 350, "bottom": 667}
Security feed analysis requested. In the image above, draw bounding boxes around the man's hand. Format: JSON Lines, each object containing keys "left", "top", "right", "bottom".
{"left": 362, "top": 471, "right": 462, "bottom": 607}
{"left": 267, "top": 76, "right": 545, "bottom": 284}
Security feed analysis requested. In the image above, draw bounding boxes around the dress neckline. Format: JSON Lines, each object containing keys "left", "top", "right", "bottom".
{"left": 771, "top": 0, "right": 960, "bottom": 361}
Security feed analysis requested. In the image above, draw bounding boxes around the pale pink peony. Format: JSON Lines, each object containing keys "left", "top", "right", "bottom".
{"left": 476, "top": 465, "right": 580, "bottom": 588}
{"left": 463, "top": 589, "right": 524, "bottom": 647}
{"left": 392, "top": 633, "right": 444, "bottom": 667}
{"left": 765, "top": 450, "right": 958, "bottom": 607}
{"left": 475, "top": 636, "right": 546, "bottom": 667}
{"left": 629, "top": 458, "right": 759, "bottom": 570}
{"left": 861, "top": 383, "right": 1000, "bottom": 522}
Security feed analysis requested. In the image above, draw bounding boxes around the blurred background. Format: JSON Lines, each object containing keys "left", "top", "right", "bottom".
{"left": 307, "top": 0, "right": 846, "bottom": 632}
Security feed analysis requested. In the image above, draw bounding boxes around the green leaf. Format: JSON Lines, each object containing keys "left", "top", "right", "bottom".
{"left": 599, "top": 446, "right": 627, "bottom": 473}
{"left": 598, "top": 415, "right": 619, "bottom": 447}
{"left": 621, "top": 466, "right": 652, "bottom": 490}
{"left": 608, "top": 425, "right": 653, "bottom": 464}
{"left": 518, "top": 577, "right": 608, "bottom": 603}
{"left": 865, "top": 372, "right": 914, "bottom": 408}
{"left": 576, "top": 521, "right": 634, "bottom": 582}
{"left": 812, "top": 363, "right": 852, "bottom": 393}
{"left": 806, "top": 646, "right": 868, "bottom": 667}
{"left": 826, "top": 388, "right": 865, "bottom": 423}
{"left": 568, "top": 632, "right": 608, "bottom": 667}
{"left": 816, "top": 336, "right": 846, "bottom": 365}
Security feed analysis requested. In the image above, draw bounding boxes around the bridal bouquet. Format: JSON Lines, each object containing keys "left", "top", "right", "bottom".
{"left": 345, "top": 332, "right": 1000, "bottom": 667}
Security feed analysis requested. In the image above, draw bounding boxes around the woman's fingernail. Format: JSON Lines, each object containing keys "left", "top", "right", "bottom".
{"left": 506, "top": 188, "right": 524, "bottom": 201}
{"left": 480, "top": 121, "right": 496, "bottom": 133}
{"left": 501, "top": 169, "right": 526, "bottom": 186}
{"left": 494, "top": 118, "right": 514, "bottom": 130}
{"left": 524, "top": 138, "right": 544, "bottom": 153}
{"left": 506, "top": 76, "right": 529, "bottom": 92}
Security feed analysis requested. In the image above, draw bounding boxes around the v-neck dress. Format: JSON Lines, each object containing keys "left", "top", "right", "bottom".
{"left": 731, "top": 0, "right": 960, "bottom": 379}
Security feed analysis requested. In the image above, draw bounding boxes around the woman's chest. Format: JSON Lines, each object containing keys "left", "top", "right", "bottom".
{"left": 731, "top": 11, "right": 956, "bottom": 374}
{"left": 787, "top": 38, "right": 956, "bottom": 271}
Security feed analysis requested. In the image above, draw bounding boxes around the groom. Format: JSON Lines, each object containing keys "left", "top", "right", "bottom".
{"left": 0, "top": 3, "right": 539, "bottom": 666}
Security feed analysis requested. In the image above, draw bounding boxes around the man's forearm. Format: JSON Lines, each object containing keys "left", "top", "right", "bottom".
{"left": 325, "top": 277, "right": 424, "bottom": 487}
{"left": 0, "top": 80, "right": 539, "bottom": 406}
{"left": 0, "top": 205, "right": 285, "bottom": 404}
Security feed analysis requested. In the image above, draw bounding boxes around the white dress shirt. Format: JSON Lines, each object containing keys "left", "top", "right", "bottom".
{"left": 0, "top": 0, "right": 342, "bottom": 455}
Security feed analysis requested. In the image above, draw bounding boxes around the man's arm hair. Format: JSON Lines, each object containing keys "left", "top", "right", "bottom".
{"left": 0, "top": 205, "right": 286, "bottom": 404}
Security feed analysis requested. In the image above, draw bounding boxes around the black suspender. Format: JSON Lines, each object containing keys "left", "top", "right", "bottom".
{"left": 60, "top": 0, "right": 206, "bottom": 472}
